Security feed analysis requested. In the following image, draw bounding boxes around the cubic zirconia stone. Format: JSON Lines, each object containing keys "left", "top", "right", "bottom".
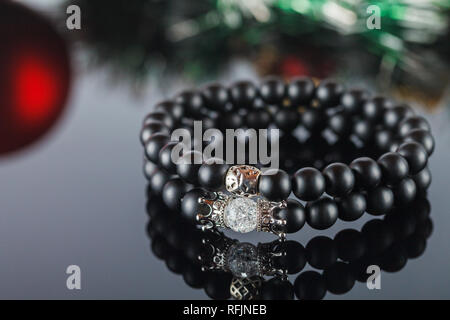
{"left": 226, "top": 243, "right": 259, "bottom": 278}
{"left": 224, "top": 197, "right": 258, "bottom": 233}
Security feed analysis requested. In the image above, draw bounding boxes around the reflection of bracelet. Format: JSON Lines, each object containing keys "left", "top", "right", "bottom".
{"left": 146, "top": 190, "right": 433, "bottom": 300}
{"left": 141, "top": 77, "right": 434, "bottom": 237}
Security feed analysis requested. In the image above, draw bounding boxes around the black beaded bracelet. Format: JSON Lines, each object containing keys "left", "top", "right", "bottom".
{"left": 146, "top": 190, "right": 432, "bottom": 300}
{"left": 141, "top": 77, "right": 434, "bottom": 237}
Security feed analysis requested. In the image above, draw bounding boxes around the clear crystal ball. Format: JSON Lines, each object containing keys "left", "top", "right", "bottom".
{"left": 224, "top": 197, "right": 258, "bottom": 233}
{"left": 226, "top": 243, "right": 259, "bottom": 278}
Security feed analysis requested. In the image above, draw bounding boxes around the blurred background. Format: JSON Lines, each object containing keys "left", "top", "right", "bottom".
{"left": 0, "top": 0, "right": 449, "bottom": 299}
{"left": 1, "top": 0, "right": 449, "bottom": 156}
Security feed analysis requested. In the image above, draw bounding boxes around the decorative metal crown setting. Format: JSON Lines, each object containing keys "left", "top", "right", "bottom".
{"left": 197, "top": 165, "right": 287, "bottom": 237}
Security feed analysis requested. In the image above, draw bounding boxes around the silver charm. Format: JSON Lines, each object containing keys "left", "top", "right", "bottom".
{"left": 225, "top": 165, "right": 261, "bottom": 197}
{"left": 197, "top": 192, "right": 287, "bottom": 237}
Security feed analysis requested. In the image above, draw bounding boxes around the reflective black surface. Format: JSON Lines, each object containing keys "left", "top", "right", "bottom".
{"left": 146, "top": 191, "right": 432, "bottom": 300}
{"left": 1, "top": 65, "right": 450, "bottom": 299}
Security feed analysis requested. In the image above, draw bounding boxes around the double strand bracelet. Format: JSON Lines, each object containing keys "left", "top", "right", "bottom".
{"left": 141, "top": 77, "right": 434, "bottom": 237}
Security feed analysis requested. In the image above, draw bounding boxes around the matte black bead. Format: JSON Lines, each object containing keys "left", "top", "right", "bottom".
{"left": 158, "top": 141, "right": 179, "bottom": 174}
{"left": 306, "top": 236, "right": 338, "bottom": 269}
{"left": 202, "top": 83, "right": 230, "bottom": 112}
{"left": 334, "top": 229, "right": 366, "bottom": 262}
{"left": 176, "top": 150, "right": 203, "bottom": 184}
{"left": 274, "top": 108, "right": 300, "bottom": 132}
{"left": 412, "top": 167, "right": 432, "bottom": 191}
{"left": 341, "top": 88, "right": 369, "bottom": 114}
{"left": 222, "top": 112, "right": 245, "bottom": 129}
{"left": 246, "top": 109, "right": 272, "bottom": 129}
{"left": 145, "top": 193, "right": 166, "bottom": 217}
{"left": 323, "top": 262, "right": 355, "bottom": 294}
{"left": 387, "top": 140, "right": 401, "bottom": 153}
{"left": 140, "top": 122, "right": 170, "bottom": 145}
{"left": 322, "top": 163, "right": 355, "bottom": 197}
{"left": 383, "top": 104, "right": 414, "bottom": 129}
{"left": 328, "top": 111, "right": 351, "bottom": 136}
{"left": 350, "top": 157, "right": 382, "bottom": 190}
{"left": 415, "top": 217, "right": 433, "bottom": 239}
{"left": 166, "top": 250, "right": 190, "bottom": 274}
{"left": 366, "top": 186, "right": 394, "bottom": 215}
{"left": 145, "top": 133, "right": 170, "bottom": 163}
{"left": 393, "top": 178, "right": 417, "bottom": 205}
{"left": 143, "top": 161, "right": 157, "bottom": 181}
{"left": 273, "top": 241, "right": 306, "bottom": 274}
{"left": 361, "top": 219, "right": 395, "bottom": 255}
{"left": 406, "top": 234, "right": 426, "bottom": 259}
{"left": 404, "top": 128, "right": 435, "bottom": 155}
{"left": 152, "top": 213, "right": 174, "bottom": 236}
{"left": 175, "top": 90, "right": 204, "bottom": 117}
{"left": 251, "top": 99, "right": 266, "bottom": 111}
{"left": 180, "top": 188, "right": 210, "bottom": 223}
{"left": 150, "top": 236, "right": 171, "bottom": 259}
{"left": 306, "top": 198, "right": 339, "bottom": 230}
{"left": 294, "top": 271, "right": 326, "bottom": 300}
{"left": 258, "top": 169, "right": 292, "bottom": 201}
{"left": 260, "top": 76, "right": 286, "bottom": 104}
{"left": 349, "top": 258, "right": 374, "bottom": 283}
{"left": 204, "top": 272, "right": 232, "bottom": 300}
{"left": 412, "top": 198, "right": 430, "bottom": 221}
{"left": 198, "top": 159, "right": 229, "bottom": 191}
{"left": 162, "top": 178, "right": 192, "bottom": 211}
{"left": 147, "top": 168, "right": 171, "bottom": 196}
{"left": 155, "top": 100, "right": 184, "bottom": 121}
{"left": 143, "top": 111, "right": 175, "bottom": 128}
{"left": 183, "top": 263, "right": 207, "bottom": 289}
{"left": 166, "top": 223, "right": 189, "bottom": 249}
{"left": 274, "top": 199, "right": 306, "bottom": 233}
{"left": 145, "top": 201, "right": 167, "bottom": 226}
{"left": 163, "top": 248, "right": 185, "bottom": 271}
{"left": 316, "top": 79, "right": 344, "bottom": 108}
{"left": 374, "top": 129, "right": 393, "bottom": 152}
{"left": 287, "top": 76, "right": 315, "bottom": 105}
{"left": 377, "top": 152, "right": 409, "bottom": 185}
{"left": 381, "top": 243, "right": 408, "bottom": 272}
{"left": 410, "top": 197, "right": 431, "bottom": 222}
{"left": 361, "top": 96, "right": 391, "bottom": 122}
{"left": 260, "top": 277, "right": 294, "bottom": 300}
{"left": 352, "top": 118, "right": 374, "bottom": 142}
{"left": 202, "top": 116, "right": 218, "bottom": 130}
{"left": 229, "top": 80, "right": 258, "bottom": 109}
{"left": 337, "top": 192, "right": 366, "bottom": 222}
{"left": 396, "top": 142, "right": 428, "bottom": 174}
{"left": 384, "top": 211, "right": 416, "bottom": 240}
{"left": 398, "top": 116, "right": 431, "bottom": 137}
{"left": 184, "top": 233, "right": 204, "bottom": 262}
{"left": 301, "top": 108, "right": 327, "bottom": 133}
{"left": 293, "top": 167, "right": 325, "bottom": 201}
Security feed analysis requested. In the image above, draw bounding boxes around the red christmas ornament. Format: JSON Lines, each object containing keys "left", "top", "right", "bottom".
{"left": 0, "top": 1, "right": 71, "bottom": 155}
{"left": 280, "top": 55, "right": 310, "bottom": 79}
